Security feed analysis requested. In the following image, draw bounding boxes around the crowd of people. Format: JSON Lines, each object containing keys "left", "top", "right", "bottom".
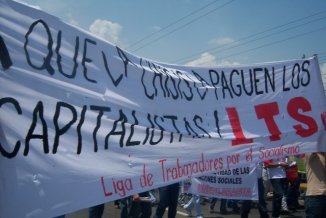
{"left": 55, "top": 152, "right": 326, "bottom": 218}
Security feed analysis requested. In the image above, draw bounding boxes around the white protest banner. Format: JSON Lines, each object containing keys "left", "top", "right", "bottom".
{"left": 1, "top": 0, "right": 326, "bottom": 217}
{"left": 191, "top": 164, "right": 259, "bottom": 200}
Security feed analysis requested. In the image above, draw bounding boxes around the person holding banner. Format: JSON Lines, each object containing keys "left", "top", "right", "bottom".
{"left": 89, "top": 204, "right": 105, "bottom": 218}
{"left": 304, "top": 152, "right": 326, "bottom": 218}
{"left": 240, "top": 162, "right": 269, "bottom": 218}
{"left": 285, "top": 156, "right": 304, "bottom": 211}
{"left": 153, "top": 183, "right": 179, "bottom": 218}
{"left": 264, "top": 158, "right": 289, "bottom": 218}
{"left": 120, "top": 191, "right": 153, "bottom": 218}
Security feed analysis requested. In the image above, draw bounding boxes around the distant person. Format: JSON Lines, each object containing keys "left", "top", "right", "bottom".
{"left": 264, "top": 158, "right": 289, "bottom": 218}
{"left": 304, "top": 152, "right": 326, "bottom": 218}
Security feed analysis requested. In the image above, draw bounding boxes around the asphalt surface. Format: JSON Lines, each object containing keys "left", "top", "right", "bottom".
{"left": 65, "top": 197, "right": 306, "bottom": 218}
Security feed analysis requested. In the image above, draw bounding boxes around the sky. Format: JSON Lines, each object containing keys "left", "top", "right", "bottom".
{"left": 18, "top": 0, "right": 326, "bottom": 83}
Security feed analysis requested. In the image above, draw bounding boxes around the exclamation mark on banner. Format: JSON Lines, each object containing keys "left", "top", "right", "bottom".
{"left": 0, "top": 36, "right": 13, "bottom": 70}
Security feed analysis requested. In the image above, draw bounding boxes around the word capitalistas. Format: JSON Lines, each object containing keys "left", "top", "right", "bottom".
{"left": 0, "top": 98, "right": 221, "bottom": 158}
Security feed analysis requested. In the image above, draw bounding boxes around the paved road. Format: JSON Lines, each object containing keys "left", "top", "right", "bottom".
{"left": 65, "top": 197, "right": 306, "bottom": 218}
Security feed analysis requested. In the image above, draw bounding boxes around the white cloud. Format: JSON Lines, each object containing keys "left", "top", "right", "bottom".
{"left": 185, "top": 52, "right": 239, "bottom": 67}
{"left": 217, "top": 60, "right": 240, "bottom": 66}
{"left": 66, "top": 13, "right": 79, "bottom": 26}
{"left": 69, "top": 19, "right": 79, "bottom": 26}
{"left": 89, "top": 19, "right": 122, "bottom": 44}
{"left": 209, "top": 37, "right": 235, "bottom": 46}
{"left": 185, "top": 52, "right": 218, "bottom": 66}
